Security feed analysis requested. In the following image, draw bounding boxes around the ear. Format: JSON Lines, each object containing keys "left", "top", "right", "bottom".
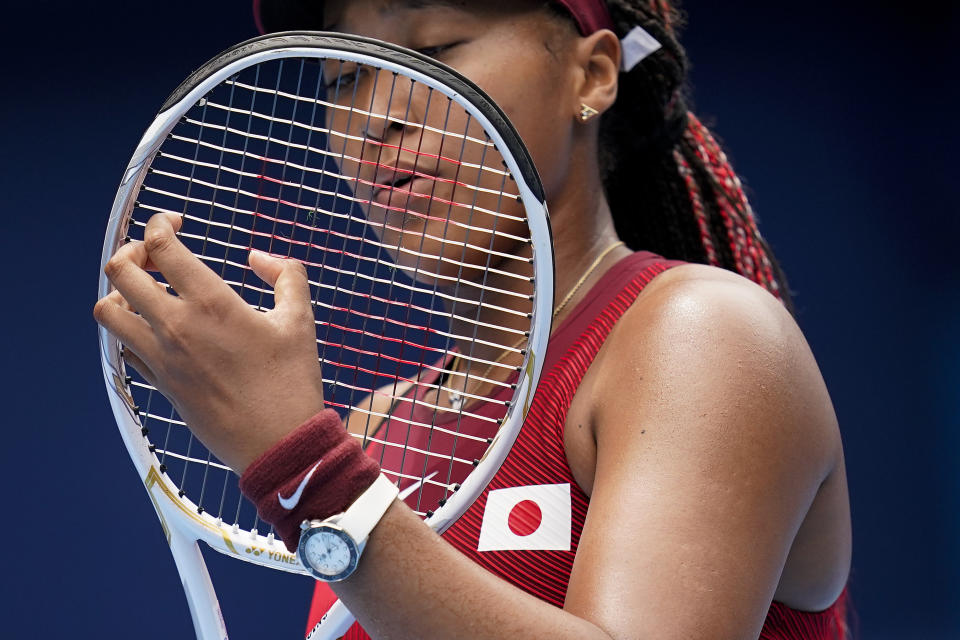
{"left": 573, "top": 29, "right": 621, "bottom": 120}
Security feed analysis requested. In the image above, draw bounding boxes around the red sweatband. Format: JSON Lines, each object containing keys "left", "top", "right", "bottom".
{"left": 555, "top": 0, "right": 616, "bottom": 35}
{"left": 239, "top": 409, "right": 380, "bottom": 550}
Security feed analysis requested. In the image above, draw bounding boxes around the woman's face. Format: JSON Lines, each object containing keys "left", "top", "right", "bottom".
{"left": 321, "top": 0, "right": 581, "bottom": 283}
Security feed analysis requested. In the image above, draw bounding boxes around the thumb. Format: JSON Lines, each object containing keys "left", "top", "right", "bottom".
{"left": 249, "top": 250, "right": 312, "bottom": 315}
{"left": 248, "top": 249, "right": 285, "bottom": 287}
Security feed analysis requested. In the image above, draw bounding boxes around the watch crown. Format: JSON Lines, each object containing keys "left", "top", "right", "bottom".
{"left": 300, "top": 519, "right": 311, "bottom": 531}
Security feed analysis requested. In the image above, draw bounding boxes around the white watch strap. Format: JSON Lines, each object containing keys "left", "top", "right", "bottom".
{"left": 337, "top": 474, "right": 400, "bottom": 544}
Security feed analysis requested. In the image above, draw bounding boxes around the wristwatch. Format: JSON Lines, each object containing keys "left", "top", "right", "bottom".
{"left": 297, "top": 474, "right": 400, "bottom": 582}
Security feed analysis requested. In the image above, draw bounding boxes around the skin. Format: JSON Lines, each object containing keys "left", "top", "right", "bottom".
{"left": 94, "top": 1, "right": 852, "bottom": 638}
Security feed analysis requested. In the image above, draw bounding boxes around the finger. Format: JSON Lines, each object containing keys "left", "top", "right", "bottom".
{"left": 104, "top": 240, "right": 175, "bottom": 322}
{"left": 120, "top": 345, "right": 160, "bottom": 391}
{"left": 249, "top": 250, "right": 313, "bottom": 318}
{"left": 101, "top": 281, "right": 169, "bottom": 315}
{"left": 103, "top": 288, "right": 137, "bottom": 315}
{"left": 142, "top": 212, "right": 226, "bottom": 299}
{"left": 94, "top": 292, "right": 162, "bottom": 363}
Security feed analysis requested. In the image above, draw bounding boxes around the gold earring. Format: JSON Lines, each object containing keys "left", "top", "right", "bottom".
{"left": 578, "top": 103, "right": 599, "bottom": 122}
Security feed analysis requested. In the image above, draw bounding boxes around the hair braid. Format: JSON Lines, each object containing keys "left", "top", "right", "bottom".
{"left": 590, "top": 0, "right": 793, "bottom": 308}
{"left": 672, "top": 146, "right": 717, "bottom": 265}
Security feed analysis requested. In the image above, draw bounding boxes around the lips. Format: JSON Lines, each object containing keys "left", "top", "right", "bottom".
{"left": 371, "top": 167, "right": 443, "bottom": 208}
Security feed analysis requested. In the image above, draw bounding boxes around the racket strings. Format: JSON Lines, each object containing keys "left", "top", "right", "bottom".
{"left": 155, "top": 85, "right": 217, "bottom": 521}
{"left": 356, "top": 74, "right": 441, "bottom": 484}
{"left": 126, "top": 55, "right": 534, "bottom": 528}
{"left": 176, "top": 116, "right": 508, "bottom": 187}
{"left": 134, "top": 203, "right": 529, "bottom": 309}
{"left": 146, "top": 159, "right": 524, "bottom": 237}
{"left": 432, "top": 132, "right": 517, "bottom": 502}
{"left": 222, "top": 77, "right": 499, "bottom": 148}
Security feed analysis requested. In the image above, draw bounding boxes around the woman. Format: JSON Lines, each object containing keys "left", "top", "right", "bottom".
{"left": 94, "top": 0, "right": 852, "bottom": 638}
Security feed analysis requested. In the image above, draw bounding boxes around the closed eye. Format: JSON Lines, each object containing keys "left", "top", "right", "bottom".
{"left": 415, "top": 42, "right": 460, "bottom": 59}
{"left": 323, "top": 64, "right": 361, "bottom": 91}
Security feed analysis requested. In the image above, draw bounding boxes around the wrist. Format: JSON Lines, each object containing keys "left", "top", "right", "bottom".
{"left": 239, "top": 409, "right": 380, "bottom": 549}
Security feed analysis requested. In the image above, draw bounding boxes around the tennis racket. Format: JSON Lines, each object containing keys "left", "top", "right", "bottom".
{"left": 98, "top": 32, "right": 553, "bottom": 640}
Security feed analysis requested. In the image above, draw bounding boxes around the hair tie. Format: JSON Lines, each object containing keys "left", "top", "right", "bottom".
{"left": 621, "top": 25, "right": 663, "bottom": 71}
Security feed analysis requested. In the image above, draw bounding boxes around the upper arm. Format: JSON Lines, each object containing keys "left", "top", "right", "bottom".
{"left": 563, "top": 266, "right": 841, "bottom": 639}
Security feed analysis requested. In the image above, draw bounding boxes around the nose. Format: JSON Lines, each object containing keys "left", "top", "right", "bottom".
{"left": 361, "top": 72, "right": 424, "bottom": 145}
{"left": 362, "top": 114, "right": 404, "bottom": 144}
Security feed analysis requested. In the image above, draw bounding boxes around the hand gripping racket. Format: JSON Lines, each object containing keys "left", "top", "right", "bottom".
{"left": 98, "top": 32, "right": 553, "bottom": 640}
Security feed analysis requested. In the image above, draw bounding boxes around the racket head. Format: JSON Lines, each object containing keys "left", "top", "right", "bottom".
{"left": 99, "top": 32, "right": 554, "bottom": 570}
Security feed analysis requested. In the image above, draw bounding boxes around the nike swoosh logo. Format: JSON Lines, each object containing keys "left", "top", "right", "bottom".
{"left": 278, "top": 459, "right": 323, "bottom": 511}
{"left": 398, "top": 471, "right": 438, "bottom": 501}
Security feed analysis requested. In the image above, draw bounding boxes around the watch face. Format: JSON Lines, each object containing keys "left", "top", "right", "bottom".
{"left": 299, "top": 525, "right": 359, "bottom": 582}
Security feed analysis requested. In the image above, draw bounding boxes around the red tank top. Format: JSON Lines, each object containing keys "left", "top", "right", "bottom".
{"left": 308, "top": 251, "right": 848, "bottom": 639}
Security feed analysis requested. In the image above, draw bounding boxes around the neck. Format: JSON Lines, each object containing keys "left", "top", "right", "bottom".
{"left": 441, "top": 151, "right": 628, "bottom": 400}
{"left": 545, "top": 150, "right": 629, "bottom": 327}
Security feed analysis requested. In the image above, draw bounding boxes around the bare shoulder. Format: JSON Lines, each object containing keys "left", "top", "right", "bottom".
{"left": 628, "top": 262, "right": 797, "bottom": 337}
{"left": 609, "top": 262, "right": 820, "bottom": 380}
{"left": 593, "top": 262, "right": 841, "bottom": 470}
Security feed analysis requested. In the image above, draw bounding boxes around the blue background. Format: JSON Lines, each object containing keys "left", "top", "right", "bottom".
{"left": 2, "top": 1, "right": 956, "bottom": 637}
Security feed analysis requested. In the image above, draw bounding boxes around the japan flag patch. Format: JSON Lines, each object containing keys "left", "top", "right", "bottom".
{"left": 477, "top": 484, "right": 571, "bottom": 552}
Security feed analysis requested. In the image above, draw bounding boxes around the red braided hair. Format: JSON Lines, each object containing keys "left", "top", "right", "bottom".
{"left": 683, "top": 113, "right": 781, "bottom": 297}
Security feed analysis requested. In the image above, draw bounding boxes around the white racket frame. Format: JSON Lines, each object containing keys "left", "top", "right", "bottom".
{"left": 99, "top": 34, "right": 553, "bottom": 640}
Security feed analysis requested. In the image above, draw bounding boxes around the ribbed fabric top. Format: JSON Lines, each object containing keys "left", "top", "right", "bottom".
{"left": 308, "top": 251, "right": 847, "bottom": 639}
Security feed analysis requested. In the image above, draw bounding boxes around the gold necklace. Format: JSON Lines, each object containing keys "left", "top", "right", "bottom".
{"left": 550, "top": 240, "right": 626, "bottom": 321}
{"left": 445, "top": 239, "right": 626, "bottom": 407}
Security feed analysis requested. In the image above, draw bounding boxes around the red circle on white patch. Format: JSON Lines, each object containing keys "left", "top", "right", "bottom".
{"left": 507, "top": 499, "right": 543, "bottom": 537}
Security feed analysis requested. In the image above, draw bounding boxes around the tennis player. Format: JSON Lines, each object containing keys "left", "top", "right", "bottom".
{"left": 95, "top": 0, "right": 852, "bottom": 638}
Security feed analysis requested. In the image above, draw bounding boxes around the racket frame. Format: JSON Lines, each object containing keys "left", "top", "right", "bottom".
{"left": 99, "top": 31, "right": 553, "bottom": 640}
